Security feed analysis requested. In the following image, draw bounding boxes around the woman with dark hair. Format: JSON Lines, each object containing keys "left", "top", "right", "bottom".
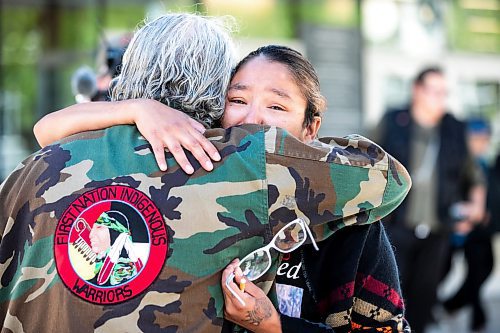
{"left": 219, "top": 45, "right": 407, "bottom": 333}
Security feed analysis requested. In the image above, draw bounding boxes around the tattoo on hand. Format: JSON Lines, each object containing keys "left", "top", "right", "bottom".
{"left": 245, "top": 297, "right": 272, "bottom": 326}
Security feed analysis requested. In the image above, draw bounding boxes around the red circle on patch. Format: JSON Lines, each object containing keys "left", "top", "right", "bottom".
{"left": 54, "top": 185, "right": 168, "bottom": 304}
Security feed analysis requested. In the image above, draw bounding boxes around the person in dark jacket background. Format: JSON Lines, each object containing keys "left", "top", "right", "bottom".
{"left": 373, "top": 67, "right": 486, "bottom": 333}
{"left": 441, "top": 118, "right": 498, "bottom": 332}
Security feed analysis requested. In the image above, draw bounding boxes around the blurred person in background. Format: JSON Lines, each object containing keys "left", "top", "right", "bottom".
{"left": 93, "top": 45, "right": 127, "bottom": 101}
{"left": 373, "top": 67, "right": 486, "bottom": 333}
{"left": 441, "top": 118, "right": 496, "bottom": 332}
{"left": 71, "top": 44, "right": 126, "bottom": 103}
{"left": 487, "top": 152, "right": 500, "bottom": 262}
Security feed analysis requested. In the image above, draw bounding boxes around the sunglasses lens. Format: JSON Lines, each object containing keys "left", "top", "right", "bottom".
{"left": 273, "top": 222, "right": 305, "bottom": 252}
{"left": 239, "top": 249, "right": 270, "bottom": 281}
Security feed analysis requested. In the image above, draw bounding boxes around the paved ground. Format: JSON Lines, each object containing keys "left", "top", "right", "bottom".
{"left": 426, "top": 234, "right": 500, "bottom": 333}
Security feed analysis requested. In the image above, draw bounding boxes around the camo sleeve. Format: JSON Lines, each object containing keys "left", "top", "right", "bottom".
{"left": 0, "top": 149, "right": 49, "bottom": 254}
{"left": 0, "top": 148, "right": 58, "bottom": 331}
{"left": 264, "top": 128, "right": 411, "bottom": 240}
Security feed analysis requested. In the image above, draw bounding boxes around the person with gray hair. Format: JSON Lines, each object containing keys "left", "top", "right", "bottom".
{"left": 35, "top": 12, "right": 236, "bottom": 173}
{"left": 111, "top": 13, "right": 236, "bottom": 129}
{"left": 16, "top": 13, "right": 411, "bottom": 333}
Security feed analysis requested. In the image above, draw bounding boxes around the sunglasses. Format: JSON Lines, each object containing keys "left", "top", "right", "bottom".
{"left": 225, "top": 217, "right": 318, "bottom": 305}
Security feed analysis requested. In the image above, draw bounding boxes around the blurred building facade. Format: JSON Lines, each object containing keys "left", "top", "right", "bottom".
{"left": 361, "top": 0, "right": 500, "bottom": 153}
{"left": 1, "top": 0, "right": 500, "bottom": 180}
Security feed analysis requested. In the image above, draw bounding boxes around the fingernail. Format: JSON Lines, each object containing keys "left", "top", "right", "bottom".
{"left": 213, "top": 152, "right": 221, "bottom": 161}
{"left": 185, "top": 165, "right": 194, "bottom": 174}
{"left": 205, "top": 161, "right": 213, "bottom": 171}
{"left": 160, "top": 164, "right": 167, "bottom": 171}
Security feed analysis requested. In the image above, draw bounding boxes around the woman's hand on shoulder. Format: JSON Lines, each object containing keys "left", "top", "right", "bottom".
{"left": 131, "top": 99, "right": 220, "bottom": 174}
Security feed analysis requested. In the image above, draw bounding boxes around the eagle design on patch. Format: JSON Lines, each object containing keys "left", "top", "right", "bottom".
{"left": 54, "top": 185, "right": 168, "bottom": 304}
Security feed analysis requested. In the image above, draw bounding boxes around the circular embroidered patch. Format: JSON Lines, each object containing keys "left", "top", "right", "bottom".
{"left": 54, "top": 185, "right": 168, "bottom": 304}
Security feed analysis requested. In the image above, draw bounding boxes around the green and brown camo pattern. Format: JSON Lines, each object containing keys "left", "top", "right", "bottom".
{"left": 0, "top": 124, "right": 411, "bottom": 333}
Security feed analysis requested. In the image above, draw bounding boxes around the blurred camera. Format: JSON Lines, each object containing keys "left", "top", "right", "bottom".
{"left": 70, "top": 46, "right": 126, "bottom": 103}
{"left": 71, "top": 66, "right": 98, "bottom": 103}
{"left": 106, "top": 47, "right": 125, "bottom": 78}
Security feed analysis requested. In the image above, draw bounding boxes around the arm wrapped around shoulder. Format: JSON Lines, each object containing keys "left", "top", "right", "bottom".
{"left": 264, "top": 127, "right": 412, "bottom": 241}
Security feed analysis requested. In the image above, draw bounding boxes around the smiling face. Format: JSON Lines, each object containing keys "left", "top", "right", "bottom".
{"left": 221, "top": 55, "right": 321, "bottom": 143}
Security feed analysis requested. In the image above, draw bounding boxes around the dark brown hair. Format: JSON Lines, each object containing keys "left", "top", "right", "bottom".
{"left": 231, "top": 45, "right": 326, "bottom": 128}
{"left": 414, "top": 66, "right": 443, "bottom": 86}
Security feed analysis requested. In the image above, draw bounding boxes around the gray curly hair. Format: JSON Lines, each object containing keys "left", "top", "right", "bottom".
{"left": 110, "top": 13, "right": 237, "bottom": 128}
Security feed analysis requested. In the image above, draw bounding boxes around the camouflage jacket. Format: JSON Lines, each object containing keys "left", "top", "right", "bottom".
{"left": 0, "top": 124, "right": 411, "bottom": 333}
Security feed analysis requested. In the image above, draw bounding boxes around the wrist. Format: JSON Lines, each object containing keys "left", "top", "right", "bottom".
{"left": 126, "top": 98, "right": 151, "bottom": 125}
{"left": 254, "top": 309, "right": 282, "bottom": 333}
